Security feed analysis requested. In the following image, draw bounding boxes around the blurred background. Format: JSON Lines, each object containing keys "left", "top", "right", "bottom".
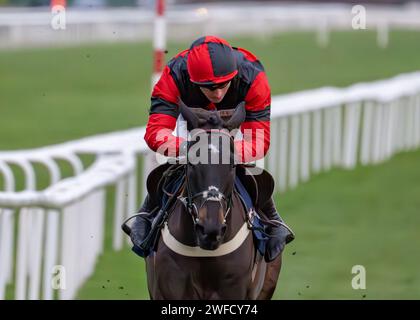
{"left": 1, "top": 0, "right": 420, "bottom": 300}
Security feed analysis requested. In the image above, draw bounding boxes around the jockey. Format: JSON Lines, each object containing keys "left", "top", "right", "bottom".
{"left": 130, "top": 35, "right": 295, "bottom": 262}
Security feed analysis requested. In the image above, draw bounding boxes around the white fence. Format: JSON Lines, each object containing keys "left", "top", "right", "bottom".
{"left": 1, "top": 71, "right": 420, "bottom": 300}
{"left": 1, "top": 2, "right": 420, "bottom": 49}
{"left": 0, "top": 131, "right": 146, "bottom": 300}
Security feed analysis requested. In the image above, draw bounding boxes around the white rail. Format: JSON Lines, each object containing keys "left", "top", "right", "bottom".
{"left": 267, "top": 71, "right": 420, "bottom": 193}
{"left": 1, "top": 71, "right": 420, "bottom": 299}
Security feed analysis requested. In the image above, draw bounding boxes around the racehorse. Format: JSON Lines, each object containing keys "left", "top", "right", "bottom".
{"left": 143, "top": 102, "right": 282, "bottom": 299}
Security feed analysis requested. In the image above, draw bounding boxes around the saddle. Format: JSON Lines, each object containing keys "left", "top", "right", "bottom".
{"left": 235, "top": 164, "right": 275, "bottom": 211}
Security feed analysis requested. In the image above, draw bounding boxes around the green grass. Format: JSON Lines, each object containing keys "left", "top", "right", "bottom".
{"left": 274, "top": 149, "right": 420, "bottom": 300}
{"left": 1, "top": 30, "right": 420, "bottom": 299}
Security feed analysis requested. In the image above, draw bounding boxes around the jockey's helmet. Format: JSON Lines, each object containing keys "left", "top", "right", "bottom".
{"left": 187, "top": 36, "right": 238, "bottom": 86}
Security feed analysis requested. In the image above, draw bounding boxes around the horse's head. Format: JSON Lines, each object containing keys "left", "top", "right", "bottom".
{"left": 179, "top": 101, "right": 245, "bottom": 250}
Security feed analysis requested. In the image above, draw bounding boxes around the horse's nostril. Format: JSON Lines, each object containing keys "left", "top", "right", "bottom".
{"left": 195, "top": 221, "right": 226, "bottom": 244}
{"left": 205, "top": 230, "right": 224, "bottom": 242}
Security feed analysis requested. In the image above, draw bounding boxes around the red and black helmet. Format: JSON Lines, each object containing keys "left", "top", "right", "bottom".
{"left": 187, "top": 36, "right": 238, "bottom": 86}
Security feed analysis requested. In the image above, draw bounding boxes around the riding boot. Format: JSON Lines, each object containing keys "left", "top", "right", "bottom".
{"left": 259, "top": 197, "right": 295, "bottom": 262}
{"left": 129, "top": 194, "right": 158, "bottom": 255}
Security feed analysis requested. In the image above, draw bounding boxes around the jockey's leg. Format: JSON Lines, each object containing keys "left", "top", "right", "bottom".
{"left": 260, "top": 197, "right": 295, "bottom": 262}
{"left": 129, "top": 194, "right": 159, "bottom": 255}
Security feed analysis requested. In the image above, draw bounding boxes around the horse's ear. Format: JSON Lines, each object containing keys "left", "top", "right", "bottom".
{"left": 223, "top": 101, "right": 246, "bottom": 130}
{"left": 179, "top": 99, "right": 200, "bottom": 129}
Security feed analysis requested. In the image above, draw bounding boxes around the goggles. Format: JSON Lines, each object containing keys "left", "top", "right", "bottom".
{"left": 197, "top": 81, "right": 231, "bottom": 91}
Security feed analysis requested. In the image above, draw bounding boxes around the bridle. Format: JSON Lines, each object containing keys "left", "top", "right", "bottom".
{"left": 182, "top": 129, "right": 236, "bottom": 226}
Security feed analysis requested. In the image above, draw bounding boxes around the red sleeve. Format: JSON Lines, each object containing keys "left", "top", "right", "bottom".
{"left": 144, "top": 114, "right": 184, "bottom": 157}
{"left": 151, "top": 65, "right": 179, "bottom": 105}
{"left": 234, "top": 71, "right": 271, "bottom": 163}
{"left": 144, "top": 66, "right": 185, "bottom": 156}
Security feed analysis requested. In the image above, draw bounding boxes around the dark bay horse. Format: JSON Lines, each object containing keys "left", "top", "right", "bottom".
{"left": 145, "top": 102, "right": 282, "bottom": 299}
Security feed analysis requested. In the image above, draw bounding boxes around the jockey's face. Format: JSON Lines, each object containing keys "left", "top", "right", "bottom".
{"left": 199, "top": 81, "right": 231, "bottom": 104}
